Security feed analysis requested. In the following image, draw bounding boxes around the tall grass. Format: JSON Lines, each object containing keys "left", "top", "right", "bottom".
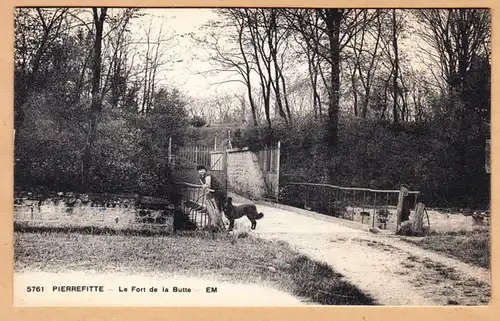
{"left": 14, "top": 228, "right": 375, "bottom": 305}
{"left": 402, "top": 227, "right": 490, "bottom": 269}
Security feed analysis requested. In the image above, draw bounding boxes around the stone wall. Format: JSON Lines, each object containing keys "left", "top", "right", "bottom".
{"left": 226, "top": 148, "right": 266, "bottom": 199}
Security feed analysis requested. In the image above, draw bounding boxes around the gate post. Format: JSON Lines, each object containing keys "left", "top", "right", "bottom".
{"left": 411, "top": 203, "right": 426, "bottom": 235}
{"left": 275, "top": 141, "right": 281, "bottom": 199}
{"left": 224, "top": 147, "right": 229, "bottom": 197}
{"left": 396, "top": 185, "right": 409, "bottom": 232}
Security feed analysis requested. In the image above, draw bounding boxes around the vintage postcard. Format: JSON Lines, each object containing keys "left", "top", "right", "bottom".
{"left": 1, "top": 1, "right": 498, "bottom": 320}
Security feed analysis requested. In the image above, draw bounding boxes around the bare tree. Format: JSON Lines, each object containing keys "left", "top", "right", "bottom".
{"left": 414, "top": 8, "right": 491, "bottom": 199}
{"left": 244, "top": 8, "right": 295, "bottom": 126}
{"left": 289, "top": 10, "right": 326, "bottom": 118}
{"left": 347, "top": 9, "right": 384, "bottom": 118}
{"left": 140, "top": 22, "right": 163, "bottom": 114}
{"left": 101, "top": 9, "right": 138, "bottom": 109}
{"left": 201, "top": 9, "right": 296, "bottom": 127}
{"left": 243, "top": 9, "right": 273, "bottom": 127}
{"left": 196, "top": 10, "right": 259, "bottom": 125}
{"left": 414, "top": 9, "right": 490, "bottom": 96}
{"left": 374, "top": 9, "right": 409, "bottom": 123}
{"left": 266, "top": 9, "right": 293, "bottom": 123}
{"left": 285, "top": 9, "right": 370, "bottom": 172}
{"left": 391, "top": 9, "right": 401, "bottom": 124}
{"left": 14, "top": 8, "right": 69, "bottom": 130}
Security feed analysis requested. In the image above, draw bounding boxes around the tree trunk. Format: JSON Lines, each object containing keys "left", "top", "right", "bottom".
{"left": 82, "top": 8, "right": 107, "bottom": 189}
{"left": 323, "top": 9, "right": 342, "bottom": 181}
{"left": 236, "top": 15, "right": 258, "bottom": 126}
{"left": 392, "top": 9, "right": 400, "bottom": 125}
{"left": 350, "top": 67, "right": 359, "bottom": 116}
{"left": 247, "top": 83, "right": 258, "bottom": 126}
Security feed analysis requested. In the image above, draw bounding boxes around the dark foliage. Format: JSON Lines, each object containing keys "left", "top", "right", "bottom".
{"left": 14, "top": 85, "right": 189, "bottom": 197}
{"left": 235, "top": 105, "right": 489, "bottom": 209}
{"left": 189, "top": 115, "right": 207, "bottom": 127}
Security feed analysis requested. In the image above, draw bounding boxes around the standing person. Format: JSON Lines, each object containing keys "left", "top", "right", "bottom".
{"left": 197, "top": 165, "right": 227, "bottom": 226}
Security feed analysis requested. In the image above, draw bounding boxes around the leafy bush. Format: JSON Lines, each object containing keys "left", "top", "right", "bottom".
{"left": 189, "top": 115, "right": 206, "bottom": 127}
{"left": 15, "top": 86, "right": 189, "bottom": 198}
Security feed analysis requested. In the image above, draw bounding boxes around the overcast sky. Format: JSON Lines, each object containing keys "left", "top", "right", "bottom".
{"left": 111, "top": 7, "right": 445, "bottom": 108}
{"left": 126, "top": 8, "right": 245, "bottom": 100}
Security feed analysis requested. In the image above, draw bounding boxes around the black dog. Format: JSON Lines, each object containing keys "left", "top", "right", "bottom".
{"left": 224, "top": 197, "right": 264, "bottom": 230}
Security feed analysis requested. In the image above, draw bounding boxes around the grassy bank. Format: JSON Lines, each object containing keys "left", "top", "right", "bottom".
{"left": 14, "top": 226, "right": 374, "bottom": 305}
{"left": 401, "top": 227, "right": 490, "bottom": 269}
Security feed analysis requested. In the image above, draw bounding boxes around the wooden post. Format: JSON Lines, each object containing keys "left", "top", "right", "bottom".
{"left": 351, "top": 190, "right": 356, "bottom": 220}
{"left": 371, "top": 193, "right": 377, "bottom": 228}
{"left": 362, "top": 191, "right": 366, "bottom": 213}
{"left": 214, "top": 135, "right": 217, "bottom": 151}
{"left": 224, "top": 147, "right": 229, "bottom": 196}
{"left": 411, "top": 203, "right": 426, "bottom": 235}
{"left": 396, "top": 185, "right": 409, "bottom": 232}
{"left": 328, "top": 188, "right": 332, "bottom": 216}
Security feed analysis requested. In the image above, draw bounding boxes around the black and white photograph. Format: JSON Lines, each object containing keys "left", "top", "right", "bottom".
{"left": 13, "top": 7, "right": 491, "bottom": 307}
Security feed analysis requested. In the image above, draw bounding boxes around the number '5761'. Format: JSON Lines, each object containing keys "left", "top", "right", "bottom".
{"left": 26, "top": 286, "right": 44, "bottom": 292}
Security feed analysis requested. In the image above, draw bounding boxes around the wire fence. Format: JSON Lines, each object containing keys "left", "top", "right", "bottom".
{"left": 280, "top": 182, "right": 420, "bottom": 231}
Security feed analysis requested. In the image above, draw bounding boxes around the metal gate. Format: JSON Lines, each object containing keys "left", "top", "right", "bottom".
{"left": 209, "top": 150, "right": 227, "bottom": 192}
{"left": 168, "top": 139, "right": 228, "bottom": 229}
{"left": 168, "top": 139, "right": 227, "bottom": 181}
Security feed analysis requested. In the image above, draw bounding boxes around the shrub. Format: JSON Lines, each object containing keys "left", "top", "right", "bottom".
{"left": 190, "top": 115, "right": 206, "bottom": 127}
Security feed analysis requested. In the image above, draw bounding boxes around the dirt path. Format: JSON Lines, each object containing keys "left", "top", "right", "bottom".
{"left": 229, "top": 199, "right": 490, "bottom": 306}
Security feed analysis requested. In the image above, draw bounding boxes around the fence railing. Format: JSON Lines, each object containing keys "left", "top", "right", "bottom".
{"left": 280, "top": 182, "right": 420, "bottom": 232}
{"left": 174, "top": 182, "right": 214, "bottom": 228}
{"left": 173, "top": 145, "right": 213, "bottom": 169}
